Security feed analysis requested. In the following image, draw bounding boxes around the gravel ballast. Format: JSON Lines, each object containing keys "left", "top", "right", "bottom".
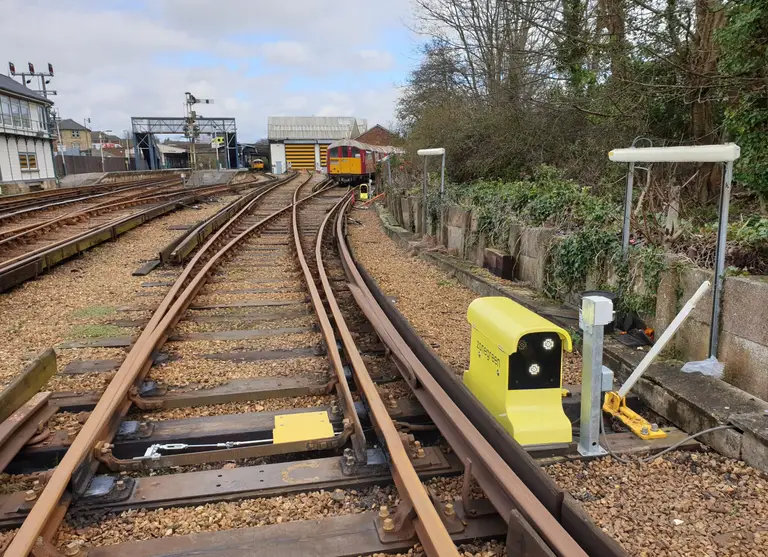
{"left": 0, "top": 195, "right": 243, "bottom": 389}
{"left": 548, "top": 451, "right": 768, "bottom": 556}
{"left": 56, "top": 484, "right": 397, "bottom": 549}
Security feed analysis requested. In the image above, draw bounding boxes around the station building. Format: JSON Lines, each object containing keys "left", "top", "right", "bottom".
{"left": 0, "top": 75, "right": 57, "bottom": 193}
{"left": 267, "top": 116, "right": 367, "bottom": 173}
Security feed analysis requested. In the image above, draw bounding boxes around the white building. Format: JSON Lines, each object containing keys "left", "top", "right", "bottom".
{"left": 267, "top": 116, "right": 367, "bottom": 174}
{"left": 0, "top": 74, "right": 56, "bottom": 193}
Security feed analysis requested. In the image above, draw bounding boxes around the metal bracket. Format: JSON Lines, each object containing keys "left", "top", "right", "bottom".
{"left": 375, "top": 499, "right": 417, "bottom": 542}
{"left": 460, "top": 458, "right": 492, "bottom": 518}
{"left": 127, "top": 386, "right": 164, "bottom": 410}
{"left": 307, "top": 376, "right": 337, "bottom": 395}
{"left": 426, "top": 487, "right": 465, "bottom": 534}
{"left": 80, "top": 475, "right": 135, "bottom": 504}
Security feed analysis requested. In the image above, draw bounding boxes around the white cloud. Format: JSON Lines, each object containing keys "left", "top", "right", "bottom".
{"left": 261, "top": 41, "right": 312, "bottom": 66}
{"left": 0, "top": 0, "right": 415, "bottom": 140}
{"left": 356, "top": 50, "right": 396, "bottom": 71}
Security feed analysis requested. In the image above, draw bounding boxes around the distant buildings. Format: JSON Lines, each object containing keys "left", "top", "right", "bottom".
{"left": 355, "top": 124, "right": 400, "bottom": 147}
{"left": 0, "top": 74, "right": 57, "bottom": 192}
{"left": 267, "top": 116, "right": 368, "bottom": 174}
{"left": 56, "top": 118, "right": 92, "bottom": 154}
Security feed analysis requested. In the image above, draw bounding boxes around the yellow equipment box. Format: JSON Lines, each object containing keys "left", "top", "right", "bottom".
{"left": 464, "top": 297, "right": 573, "bottom": 446}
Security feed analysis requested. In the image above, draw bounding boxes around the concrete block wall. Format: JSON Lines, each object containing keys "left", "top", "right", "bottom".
{"left": 443, "top": 205, "right": 471, "bottom": 258}
{"left": 656, "top": 263, "right": 768, "bottom": 400}
{"left": 400, "top": 197, "right": 413, "bottom": 231}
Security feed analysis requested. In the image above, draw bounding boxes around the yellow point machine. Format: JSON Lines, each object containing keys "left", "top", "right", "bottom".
{"left": 463, "top": 297, "right": 572, "bottom": 446}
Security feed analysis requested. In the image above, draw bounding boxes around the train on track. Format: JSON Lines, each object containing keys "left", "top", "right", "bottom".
{"left": 326, "top": 139, "right": 402, "bottom": 185}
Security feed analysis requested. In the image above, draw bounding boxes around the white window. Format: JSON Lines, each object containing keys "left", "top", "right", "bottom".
{"left": 19, "top": 101, "right": 31, "bottom": 128}
{"left": 72, "top": 130, "right": 81, "bottom": 138}
{"left": 0, "top": 95, "right": 10, "bottom": 126}
{"left": 10, "top": 98, "right": 21, "bottom": 127}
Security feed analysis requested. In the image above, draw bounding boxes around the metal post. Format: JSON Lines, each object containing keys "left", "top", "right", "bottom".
{"left": 440, "top": 151, "right": 446, "bottom": 196}
{"left": 423, "top": 156, "right": 428, "bottom": 237}
{"left": 55, "top": 114, "right": 67, "bottom": 176}
{"left": 621, "top": 162, "right": 635, "bottom": 256}
{"left": 387, "top": 158, "right": 392, "bottom": 187}
{"left": 578, "top": 296, "right": 612, "bottom": 457}
{"left": 132, "top": 133, "right": 141, "bottom": 171}
{"left": 100, "top": 131, "right": 105, "bottom": 172}
{"left": 709, "top": 161, "right": 733, "bottom": 358}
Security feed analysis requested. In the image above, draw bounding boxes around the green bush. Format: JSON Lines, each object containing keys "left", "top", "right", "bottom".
{"left": 437, "top": 166, "right": 619, "bottom": 247}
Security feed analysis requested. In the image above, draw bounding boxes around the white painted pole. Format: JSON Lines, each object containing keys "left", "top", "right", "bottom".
{"left": 617, "top": 281, "right": 711, "bottom": 398}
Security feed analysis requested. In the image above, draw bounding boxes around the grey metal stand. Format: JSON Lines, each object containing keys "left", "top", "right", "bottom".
{"left": 578, "top": 296, "right": 613, "bottom": 457}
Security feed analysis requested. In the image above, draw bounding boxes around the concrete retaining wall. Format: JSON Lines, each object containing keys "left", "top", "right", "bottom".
{"left": 656, "top": 263, "right": 768, "bottom": 400}
{"left": 386, "top": 193, "right": 768, "bottom": 400}
{"left": 98, "top": 169, "right": 184, "bottom": 185}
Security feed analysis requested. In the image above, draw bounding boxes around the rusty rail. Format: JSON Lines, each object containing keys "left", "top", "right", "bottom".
{"left": 0, "top": 179, "right": 267, "bottom": 293}
{"left": 0, "top": 177, "right": 182, "bottom": 228}
{"left": 0, "top": 176, "right": 180, "bottom": 215}
{"left": 312, "top": 194, "right": 459, "bottom": 557}
{"left": 4, "top": 173, "right": 312, "bottom": 557}
{"left": 291, "top": 186, "right": 367, "bottom": 463}
{"left": 335, "top": 193, "right": 590, "bottom": 557}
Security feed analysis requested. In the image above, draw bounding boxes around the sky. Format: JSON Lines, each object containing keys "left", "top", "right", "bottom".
{"left": 1, "top": 0, "right": 420, "bottom": 142}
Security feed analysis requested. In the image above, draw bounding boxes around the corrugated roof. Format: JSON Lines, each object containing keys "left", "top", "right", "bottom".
{"left": 0, "top": 74, "right": 53, "bottom": 105}
{"left": 328, "top": 139, "right": 404, "bottom": 154}
{"left": 268, "top": 116, "right": 367, "bottom": 141}
{"left": 59, "top": 118, "right": 89, "bottom": 131}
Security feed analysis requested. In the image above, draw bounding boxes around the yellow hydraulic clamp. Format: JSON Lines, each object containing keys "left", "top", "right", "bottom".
{"left": 463, "top": 297, "right": 572, "bottom": 446}
{"left": 602, "top": 391, "right": 666, "bottom": 440}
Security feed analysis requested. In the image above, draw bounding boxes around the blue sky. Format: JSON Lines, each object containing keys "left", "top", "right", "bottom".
{"left": 1, "top": 0, "right": 420, "bottom": 141}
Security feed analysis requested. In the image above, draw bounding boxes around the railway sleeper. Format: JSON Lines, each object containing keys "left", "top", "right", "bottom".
{"left": 91, "top": 418, "right": 354, "bottom": 472}
{"left": 0, "top": 448, "right": 460, "bottom": 532}
{"left": 12, "top": 399, "right": 432, "bottom": 471}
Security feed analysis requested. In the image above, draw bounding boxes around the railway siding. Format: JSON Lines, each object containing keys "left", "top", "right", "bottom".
{"left": 347, "top": 205, "right": 768, "bottom": 557}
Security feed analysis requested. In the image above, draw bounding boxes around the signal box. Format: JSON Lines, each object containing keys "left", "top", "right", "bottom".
{"left": 464, "top": 297, "right": 572, "bottom": 446}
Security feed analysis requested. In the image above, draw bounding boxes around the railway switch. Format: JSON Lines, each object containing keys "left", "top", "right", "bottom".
{"left": 463, "top": 297, "right": 572, "bottom": 446}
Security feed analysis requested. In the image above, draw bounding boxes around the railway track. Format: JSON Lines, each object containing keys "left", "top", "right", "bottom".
{"left": 0, "top": 178, "right": 195, "bottom": 220}
{"left": 0, "top": 173, "right": 627, "bottom": 556}
{"left": 0, "top": 176, "right": 269, "bottom": 293}
{"left": 0, "top": 177, "right": 185, "bottom": 235}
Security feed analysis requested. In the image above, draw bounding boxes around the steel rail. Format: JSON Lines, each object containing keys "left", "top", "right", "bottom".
{"left": 0, "top": 178, "right": 182, "bottom": 242}
{"left": 335, "top": 195, "right": 589, "bottom": 557}
{"left": 4, "top": 172, "right": 309, "bottom": 557}
{"left": 0, "top": 180, "right": 257, "bottom": 278}
{"left": 0, "top": 176, "right": 184, "bottom": 216}
{"left": 314, "top": 194, "right": 460, "bottom": 557}
{"left": 0, "top": 178, "right": 182, "bottom": 226}
{"left": 0, "top": 179, "right": 232, "bottom": 254}
{"left": 291, "top": 185, "right": 367, "bottom": 461}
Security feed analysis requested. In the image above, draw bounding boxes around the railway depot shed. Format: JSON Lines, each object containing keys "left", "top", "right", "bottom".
{"left": 268, "top": 116, "right": 367, "bottom": 173}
